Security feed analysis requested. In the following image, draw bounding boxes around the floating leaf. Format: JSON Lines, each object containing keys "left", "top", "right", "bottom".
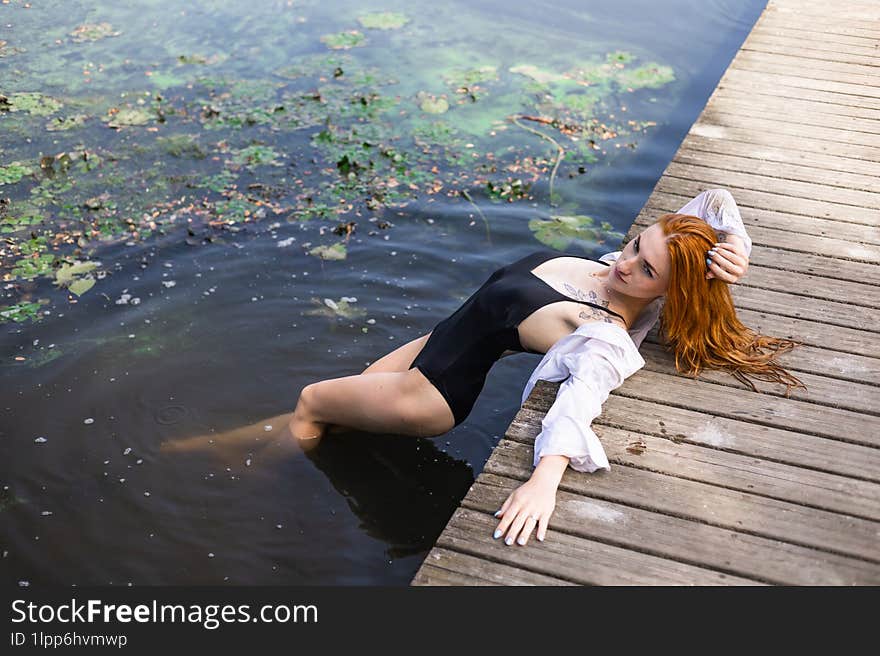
{"left": 68, "top": 277, "right": 96, "bottom": 296}
{"left": 54, "top": 260, "right": 99, "bottom": 286}
{"left": 529, "top": 214, "right": 624, "bottom": 250}
{"left": 308, "top": 243, "right": 347, "bottom": 260}
{"left": 357, "top": 12, "right": 410, "bottom": 30}
{"left": 107, "top": 107, "right": 153, "bottom": 128}
{"left": 305, "top": 296, "right": 366, "bottom": 319}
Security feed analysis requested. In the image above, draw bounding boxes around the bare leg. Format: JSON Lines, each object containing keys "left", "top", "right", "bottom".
{"left": 159, "top": 332, "right": 434, "bottom": 455}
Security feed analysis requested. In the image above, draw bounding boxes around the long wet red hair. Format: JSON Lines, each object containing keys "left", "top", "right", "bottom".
{"left": 656, "top": 213, "right": 805, "bottom": 394}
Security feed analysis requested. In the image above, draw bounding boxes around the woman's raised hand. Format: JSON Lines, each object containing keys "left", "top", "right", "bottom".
{"left": 706, "top": 234, "right": 749, "bottom": 283}
{"left": 492, "top": 474, "right": 558, "bottom": 547}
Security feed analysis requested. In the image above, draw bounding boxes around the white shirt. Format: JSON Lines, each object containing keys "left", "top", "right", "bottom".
{"left": 521, "top": 189, "right": 752, "bottom": 473}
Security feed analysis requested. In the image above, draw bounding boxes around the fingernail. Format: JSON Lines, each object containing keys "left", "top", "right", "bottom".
{"left": 505, "top": 537, "right": 513, "bottom": 546}
{"left": 706, "top": 257, "right": 712, "bottom": 267}
{"left": 493, "top": 529, "right": 502, "bottom": 539}
{"left": 517, "top": 537, "right": 526, "bottom": 545}
{"left": 493, "top": 510, "right": 501, "bottom": 517}
{"left": 538, "top": 535, "right": 544, "bottom": 542}
{"left": 708, "top": 250, "right": 716, "bottom": 257}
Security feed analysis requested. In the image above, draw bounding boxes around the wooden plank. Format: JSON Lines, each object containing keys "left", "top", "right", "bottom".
{"left": 727, "top": 64, "right": 880, "bottom": 101}
{"left": 679, "top": 134, "right": 880, "bottom": 184}
{"left": 759, "top": 14, "right": 880, "bottom": 41}
{"left": 729, "top": 284, "right": 880, "bottom": 332}
{"left": 733, "top": 50, "right": 880, "bottom": 88}
{"left": 745, "top": 33, "right": 880, "bottom": 61}
{"left": 466, "top": 474, "right": 879, "bottom": 585}
{"left": 487, "top": 438, "right": 880, "bottom": 563}
{"left": 654, "top": 170, "right": 880, "bottom": 227}
{"left": 689, "top": 121, "right": 880, "bottom": 168}
{"left": 706, "top": 101, "right": 880, "bottom": 142}
{"left": 506, "top": 408, "right": 880, "bottom": 522}
{"left": 675, "top": 148, "right": 880, "bottom": 196}
{"left": 734, "top": 267, "right": 880, "bottom": 310}
{"left": 637, "top": 341, "right": 880, "bottom": 416}
{"left": 721, "top": 68, "right": 880, "bottom": 111}
{"left": 412, "top": 548, "right": 574, "bottom": 585}
{"left": 748, "top": 25, "right": 880, "bottom": 51}
{"left": 592, "top": 393, "right": 880, "bottom": 483}
{"left": 700, "top": 109, "right": 880, "bottom": 151}
{"left": 435, "top": 506, "right": 757, "bottom": 585}
{"left": 742, "top": 38, "right": 880, "bottom": 68}
{"left": 610, "top": 369, "right": 880, "bottom": 446}
{"left": 643, "top": 187, "right": 880, "bottom": 246}
{"left": 411, "top": 564, "right": 500, "bottom": 586}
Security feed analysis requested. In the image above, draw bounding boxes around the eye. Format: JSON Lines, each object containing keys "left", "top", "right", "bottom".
{"left": 635, "top": 237, "right": 653, "bottom": 277}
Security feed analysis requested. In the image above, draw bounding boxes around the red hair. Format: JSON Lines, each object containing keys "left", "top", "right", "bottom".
{"left": 656, "top": 214, "right": 805, "bottom": 394}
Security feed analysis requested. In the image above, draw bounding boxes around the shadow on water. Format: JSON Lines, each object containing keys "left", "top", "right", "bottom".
{"left": 296, "top": 430, "right": 475, "bottom": 560}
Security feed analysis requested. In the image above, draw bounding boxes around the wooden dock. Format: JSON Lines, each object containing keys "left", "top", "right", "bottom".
{"left": 412, "top": 0, "right": 880, "bottom": 585}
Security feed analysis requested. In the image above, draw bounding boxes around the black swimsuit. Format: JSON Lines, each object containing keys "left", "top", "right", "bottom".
{"left": 408, "top": 249, "right": 626, "bottom": 427}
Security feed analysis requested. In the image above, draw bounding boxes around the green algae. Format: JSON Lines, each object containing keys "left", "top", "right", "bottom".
{"left": 357, "top": 12, "right": 410, "bottom": 30}
{"left": 6, "top": 92, "right": 63, "bottom": 116}
{"left": 0, "top": 162, "right": 34, "bottom": 185}
{"left": 320, "top": 31, "right": 366, "bottom": 50}
{"left": 0, "top": 300, "right": 49, "bottom": 324}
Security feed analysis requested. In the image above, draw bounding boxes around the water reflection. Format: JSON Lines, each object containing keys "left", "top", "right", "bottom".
{"left": 300, "top": 431, "right": 475, "bottom": 559}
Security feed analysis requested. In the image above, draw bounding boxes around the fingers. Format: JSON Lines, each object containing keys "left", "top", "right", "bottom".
{"left": 707, "top": 242, "right": 748, "bottom": 283}
{"left": 493, "top": 508, "right": 542, "bottom": 546}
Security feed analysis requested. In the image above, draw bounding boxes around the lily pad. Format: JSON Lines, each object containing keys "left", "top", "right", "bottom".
{"left": 320, "top": 31, "right": 366, "bottom": 50}
{"left": 54, "top": 260, "right": 99, "bottom": 286}
{"left": 45, "top": 114, "right": 88, "bottom": 131}
{"left": 308, "top": 243, "right": 347, "bottom": 260}
{"left": 418, "top": 93, "right": 449, "bottom": 114}
{"left": 69, "top": 23, "right": 121, "bottom": 43}
{"left": 529, "top": 214, "right": 624, "bottom": 250}
{"left": 106, "top": 107, "right": 153, "bottom": 128}
{"left": 7, "top": 92, "right": 63, "bottom": 116}
{"left": 357, "top": 12, "right": 410, "bottom": 30}
{"left": 0, "top": 161, "right": 33, "bottom": 185}
{"left": 68, "top": 277, "right": 96, "bottom": 296}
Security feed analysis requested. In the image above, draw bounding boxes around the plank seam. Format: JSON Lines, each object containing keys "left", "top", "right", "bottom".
{"left": 484, "top": 460, "right": 880, "bottom": 566}
{"left": 457, "top": 498, "right": 776, "bottom": 585}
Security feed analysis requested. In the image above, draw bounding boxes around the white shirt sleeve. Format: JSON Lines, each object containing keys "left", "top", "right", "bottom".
{"left": 521, "top": 322, "right": 645, "bottom": 473}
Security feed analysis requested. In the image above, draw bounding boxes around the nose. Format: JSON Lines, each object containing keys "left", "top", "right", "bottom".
{"left": 616, "top": 256, "right": 632, "bottom": 276}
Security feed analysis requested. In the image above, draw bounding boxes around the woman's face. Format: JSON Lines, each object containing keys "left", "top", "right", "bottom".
{"left": 607, "top": 223, "right": 670, "bottom": 301}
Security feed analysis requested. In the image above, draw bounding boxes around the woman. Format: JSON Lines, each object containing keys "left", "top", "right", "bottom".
{"left": 168, "top": 189, "right": 803, "bottom": 549}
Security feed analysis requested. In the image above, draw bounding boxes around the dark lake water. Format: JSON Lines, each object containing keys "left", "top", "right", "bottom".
{"left": 1, "top": 0, "right": 765, "bottom": 585}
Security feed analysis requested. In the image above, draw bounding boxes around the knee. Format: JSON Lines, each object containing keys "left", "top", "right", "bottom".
{"left": 294, "top": 383, "right": 319, "bottom": 416}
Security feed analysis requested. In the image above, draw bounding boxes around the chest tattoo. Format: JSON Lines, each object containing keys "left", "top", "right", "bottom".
{"left": 561, "top": 281, "right": 610, "bottom": 308}
{"left": 578, "top": 307, "right": 613, "bottom": 324}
